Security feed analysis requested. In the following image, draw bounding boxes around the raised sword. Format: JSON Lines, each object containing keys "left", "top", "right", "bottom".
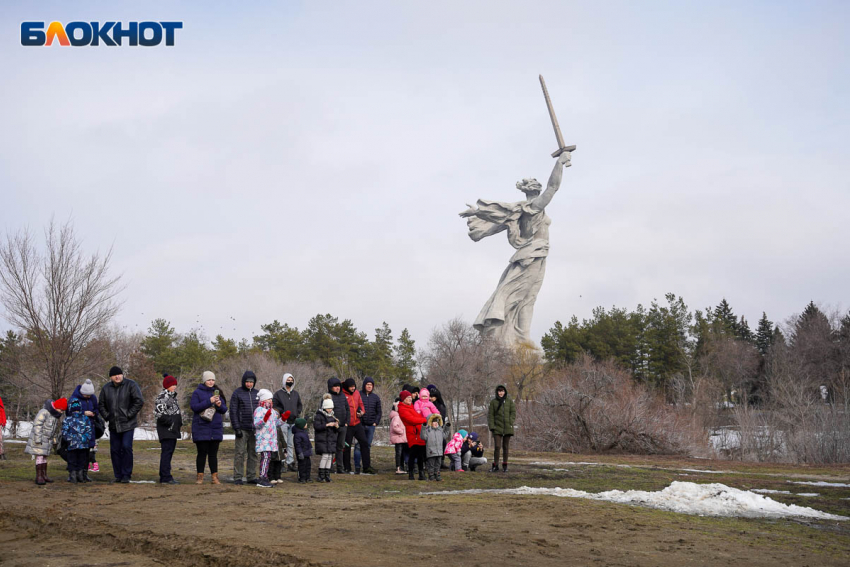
{"left": 539, "top": 75, "right": 576, "bottom": 158}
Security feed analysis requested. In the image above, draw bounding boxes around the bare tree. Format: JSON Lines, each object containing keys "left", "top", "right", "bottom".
{"left": 0, "top": 219, "right": 123, "bottom": 398}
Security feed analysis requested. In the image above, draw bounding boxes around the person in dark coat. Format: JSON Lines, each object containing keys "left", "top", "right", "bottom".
{"left": 70, "top": 379, "right": 99, "bottom": 480}
{"left": 292, "top": 417, "right": 313, "bottom": 483}
{"left": 98, "top": 366, "right": 144, "bottom": 483}
{"left": 427, "top": 385, "right": 449, "bottom": 468}
{"left": 273, "top": 372, "right": 302, "bottom": 475}
{"left": 229, "top": 370, "right": 259, "bottom": 485}
{"left": 487, "top": 384, "right": 516, "bottom": 472}
{"left": 355, "top": 376, "right": 381, "bottom": 474}
{"left": 461, "top": 431, "right": 487, "bottom": 471}
{"left": 154, "top": 374, "right": 183, "bottom": 484}
{"left": 313, "top": 395, "right": 340, "bottom": 482}
{"left": 190, "top": 371, "right": 228, "bottom": 484}
{"left": 326, "top": 377, "right": 350, "bottom": 473}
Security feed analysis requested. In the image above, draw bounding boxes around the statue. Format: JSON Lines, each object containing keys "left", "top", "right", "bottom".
{"left": 459, "top": 76, "right": 574, "bottom": 346}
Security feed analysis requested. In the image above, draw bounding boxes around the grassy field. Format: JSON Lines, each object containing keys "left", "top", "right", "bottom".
{"left": 1, "top": 440, "right": 849, "bottom": 566}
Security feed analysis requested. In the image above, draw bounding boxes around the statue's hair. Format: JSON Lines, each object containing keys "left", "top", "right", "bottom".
{"left": 516, "top": 178, "right": 542, "bottom": 193}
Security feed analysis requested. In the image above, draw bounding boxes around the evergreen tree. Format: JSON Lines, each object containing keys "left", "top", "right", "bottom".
{"left": 140, "top": 319, "right": 179, "bottom": 373}
{"left": 737, "top": 315, "right": 753, "bottom": 343}
{"left": 394, "top": 328, "right": 417, "bottom": 383}
{"left": 253, "top": 320, "right": 303, "bottom": 362}
{"left": 713, "top": 299, "right": 739, "bottom": 336}
{"left": 364, "top": 322, "right": 395, "bottom": 381}
{"left": 211, "top": 334, "right": 238, "bottom": 361}
{"left": 755, "top": 312, "right": 773, "bottom": 356}
{"left": 541, "top": 316, "right": 584, "bottom": 365}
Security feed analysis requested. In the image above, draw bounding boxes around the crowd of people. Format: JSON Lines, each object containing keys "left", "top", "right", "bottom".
{"left": 14, "top": 366, "right": 517, "bottom": 487}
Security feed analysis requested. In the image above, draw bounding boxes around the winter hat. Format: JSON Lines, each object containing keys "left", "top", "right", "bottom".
{"left": 257, "top": 389, "right": 273, "bottom": 402}
{"left": 419, "top": 388, "right": 431, "bottom": 401}
{"left": 469, "top": 432, "right": 479, "bottom": 441}
{"left": 399, "top": 390, "right": 412, "bottom": 402}
{"left": 458, "top": 429, "right": 468, "bottom": 439}
{"left": 322, "top": 398, "right": 334, "bottom": 410}
{"left": 108, "top": 366, "right": 123, "bottom": 377}
{"left": 52, "top": 398, "right": 68, "bottom": 412}
{"left": 162, "top": 374, "right": 177, "bottom": 389}
{"left": 202, "top": 371, "right": 216, "bottom": 382}
{"left": 294, "top": 417, "right": 307, "bottom": 429}
{"left": 427, "top": 413, "right": 443, "bottom": 427}
{"left": 80, "top": 379, "right": 95, "bottom": 396}
{"left": 343, "top": 378, "right": 356, "bottom": 391}
{"left": 283, "top": 372, "right": 294, "bottom": 387}
{"left": 68, "top": 398, "right": 82, "bottom": 413}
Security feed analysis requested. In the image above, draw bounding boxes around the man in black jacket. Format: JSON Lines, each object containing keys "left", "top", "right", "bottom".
{"left": 327, "top": 377, "right": 350, "bottom": 474}
{"left": 355, "top": 376, "right": 381, "bottom": 474}
{"left": 98, "top": 366, "right": 144, "bottom": 483}
{"left": 230, "top": 371, "right": 259, "bottom": 485}
{"left": 273, "top": 372, "right": 302, "bottom": 473}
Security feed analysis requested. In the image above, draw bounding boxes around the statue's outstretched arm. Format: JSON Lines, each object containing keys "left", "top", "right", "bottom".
{"left": 530, "top": 152, "right": 571, "bottom": 212}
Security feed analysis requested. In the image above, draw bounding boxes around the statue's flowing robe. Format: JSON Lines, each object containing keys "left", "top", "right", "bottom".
{"left": 466, "top": 199, "right": 550, "bottom": 345}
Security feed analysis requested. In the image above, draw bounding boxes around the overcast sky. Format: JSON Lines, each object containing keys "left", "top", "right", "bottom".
{"left": 1, "top": 1, "right": 848, "bottom": 349}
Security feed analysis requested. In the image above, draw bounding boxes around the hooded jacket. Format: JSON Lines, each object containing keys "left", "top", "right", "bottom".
{"left": 487, "top": 385, "right": 516, "bottom": 436}
{"left": 462, "top": 432, "right": 485, "bottom": 458}
{"left": 445, "top": 430, "right": 466, "bottom": 455}
{"left": 272, "top": 373, "right": 302, "bottom": 425}
{"left": 419, "top": 414, "right": 446, "bottom": 458}
{"left": 154, "top": 388, "right": 183, "bottom": 441}
{"left": 427, "top": 386, "right": 448, "bottom": 421}
{"left": 343, "top": 379, "right": 365, "bottom": 427}
{"left": 360, "top": 377, "right": 383, "bottom": 426}
{"left": 389, "top": 409, "right": 407, "bottom": 444}
{"left": 398, "top": 401, "right": 427, "bottom": 447}
{"left": 413, "top": 389, "right": 439, "bottom": 418}
{"left": 61, "top": 399, "right": 93, "bottom": 451}
{"left": 70, "top": 384, "right": 99, "bottom": 448}
{"left": 25, "top": 400, "right": 63, "bottom": 457}
{"left": 190, "top": 382, "right": 228, "bottom": 442}
{"left": 327, "top": 378, "right": 351, "bottom": 426}
{"left": 292, "top": 423, "right": 313, "bottom": 459}
{"left": 229, "top": 371, "right": 259, "bottom": 431}
{"left": 98, "top": 378, "right": 144, "bottom": 433}
{"left": 313, "top": 408, "right": 339, "bottom": 454}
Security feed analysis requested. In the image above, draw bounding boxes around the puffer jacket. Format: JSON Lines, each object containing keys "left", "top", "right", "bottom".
{"left": 70, "top": 385, "right": 99, "bottom": 448}
{"left": 98, "top": 378, "right": 144, "bottom": 433}
{"left": 360, "top": 377, "right": 383, "bottom": 426}
{"left": 398, "top": 401, "right": 427, "bottom": 447}
{"left": 24, "top": 401, "right": 62, "bottom": 457}
{"left": 389, "top": 409, "right": 406, "bottom": 444}
{"left": 293, "top": 425, "right": 313, "bottom": 459}
{"left": 487, "top": 385, "right": 517, "bottom": 436}
{"left": 253, "top": 405, "right": 281, "bottom": 453}
{"left": 445, "top": 431, "right": 465, "bottom": 455}
{"left": 190, "top": 382, "right": 228, "bottom": 442}
{"left": 229, "top": 372, "right": 259, "bottom": 432}
{"left": 414, "top": 389, "right": 439, "bottom": 418}
{"left": 313, "top": 408, "right": 339, "bottom": 454}
{"left": 154, "top": 388, "right": 183, "bottom": 441}
{"left": 327, "top": 378, "right": 350, "bottom": 426}
{"left": 272, "top": 382, "right": 302, "bottom": 425}
{"left": 61, "top": 399, "right": 93, "bottom": 450}
{"left": 419, "top": 414, "right": 446, "bottom": 458}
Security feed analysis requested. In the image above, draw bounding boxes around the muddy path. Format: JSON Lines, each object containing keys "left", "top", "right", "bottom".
{"left": 1, "top": 443, "right": 849, "bottom": 566}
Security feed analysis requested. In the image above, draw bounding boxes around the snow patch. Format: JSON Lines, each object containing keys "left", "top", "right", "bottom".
{"left": 424, "top": 481, "right": 847, "bottom": 520}
{"left": 678, "top": 469, "right": 731, "bottom": 474}
{"left": 530, "top": 461, "right": 631, "bottom": 468}
{"left": 788, "top": 481, "right": 850, "bottom": 488}
{"left": 753, "top": 489, "right": 792, "bottom": 495}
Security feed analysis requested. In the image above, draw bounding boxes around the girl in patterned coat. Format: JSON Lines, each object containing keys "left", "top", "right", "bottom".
{"left": 61, "top": 398, "right": 93, "bottom": 483}
{"left": 252, "top": 389, "right": 289, "bottom": 488}
{"left": 444, "top": 429, "right": 468, "bottom": 472}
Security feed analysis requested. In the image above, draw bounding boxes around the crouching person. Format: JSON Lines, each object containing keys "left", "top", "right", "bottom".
{"left": 25, "top": 398, "right": 67, "bottom": 485}
{"left": 313, "top": 394, "right": 339, "bottom": 483}
{"left": 445, "top": 429, "right": 468, "bottom": 472}
{"left": 253, "top": 389, "right": 289, "bottom": 488}
{"left": 293, "top": 417, "right": 313, "bottom": 483}
{"left": 461, "top": 432, "right": 487, "bottom": 471}
{"left": 62, "top": 398, "right": 93, "bottom": 484}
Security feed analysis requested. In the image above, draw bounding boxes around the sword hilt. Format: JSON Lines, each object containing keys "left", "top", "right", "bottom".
{"left": 551, "top": 145, "right": 576, "bottom": 158}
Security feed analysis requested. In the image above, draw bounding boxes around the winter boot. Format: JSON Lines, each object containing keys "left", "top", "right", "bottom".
{"left": 418, "top": 468, "right": 426, "bottom": 481}
{"left": 490, "top": 463, "right": 499, "bottom": 473}
{"left": 324, "top": 468, "right": 332, "bottom": 483}
{"left": 35, "top": 464, "right": 45, "bottom": 485}
{"left": 211, "top": 472, "right": 221, "bottom": 485}
{"left": 67, "top": 470, "right": 76, "bottom": 483}
{"left": 82, "top": 469, "right": 91, "bottom": 483}
{"left": 42, "top": 464, "right": 53, "bottom": 483}
{"left": 195, "top": 473, "right": 204, "bottom": 484}
{"left": 77, "top": 470, "right": 86, "bottom": 483}
{"left": 502, "top": 463, "right": 509, "bottom": 473}
{"left": 408, "top": 467, "right": 415, "bottom": 480}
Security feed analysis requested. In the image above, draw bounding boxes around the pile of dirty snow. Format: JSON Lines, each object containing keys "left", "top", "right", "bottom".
{"left": 425, "top": 481, "right": 847, "bottom": 521}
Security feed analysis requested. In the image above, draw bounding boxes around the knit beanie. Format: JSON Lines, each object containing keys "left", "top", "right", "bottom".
{"left": 343, "top": 378, "right": 356, "bottom": 391}
{"left": 80, "top": 379, "right": 95, "bottom": 396}
{"left": 399, "top": 390, "right": 412, "bottom": 402}
{"left": 52, "top": 398, "right": 68, "bottom": 412}
{"left": 458, "top": 429, "right": 468, "bottom": 439}
{"left": 257, "top": 389, "right": 273, "bottom": 402}
{"left": 108, "top": 366, "right": 123, "bottom": 377}
{"left": 294, "top": 417, "right": 307, "bottom": 429}
{"left": 162, "top": 374, "right": 177, "bottom": 389}
{"left": 68, "top": 398, "right": 82, "bottom": 413}
{"left": 469, "top": 432, "right": 479, "bottom": 441}
{"left": 202, "top": 371, "right": 216, "bottom": 382}
{"left": 322, "top": 398, "right": 334, "bottom": 410}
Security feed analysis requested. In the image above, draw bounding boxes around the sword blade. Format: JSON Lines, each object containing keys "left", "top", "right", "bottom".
{"left": 539, "top": 75, "right": 566, "bottom": 150}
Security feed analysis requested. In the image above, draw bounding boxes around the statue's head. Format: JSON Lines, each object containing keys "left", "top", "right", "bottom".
{"left": 516, "top": 178, "right": 542, "bottom": 196}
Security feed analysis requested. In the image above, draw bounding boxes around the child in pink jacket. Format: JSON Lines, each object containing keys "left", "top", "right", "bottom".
{"left": 413, "top": 388, "right": 439, "bottom": 418}
{"left": 389, "top": 398, "right": 408, "bottom": 474}
{"left": 445, "top": 429, "right": 468, "bottom": 471}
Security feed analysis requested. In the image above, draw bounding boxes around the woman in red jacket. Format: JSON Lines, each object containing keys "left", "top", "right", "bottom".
{"left": 397, "top": 390, "right": 427, "bottom": 480}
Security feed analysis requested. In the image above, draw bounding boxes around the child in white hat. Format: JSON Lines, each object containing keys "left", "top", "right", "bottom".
{"left": 252, "top": 389, "right": 290, "bottom": 488}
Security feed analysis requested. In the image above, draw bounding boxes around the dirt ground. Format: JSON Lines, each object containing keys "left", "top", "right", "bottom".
{"left": 1, "top": 441, "right": 849, "bottom": 567}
